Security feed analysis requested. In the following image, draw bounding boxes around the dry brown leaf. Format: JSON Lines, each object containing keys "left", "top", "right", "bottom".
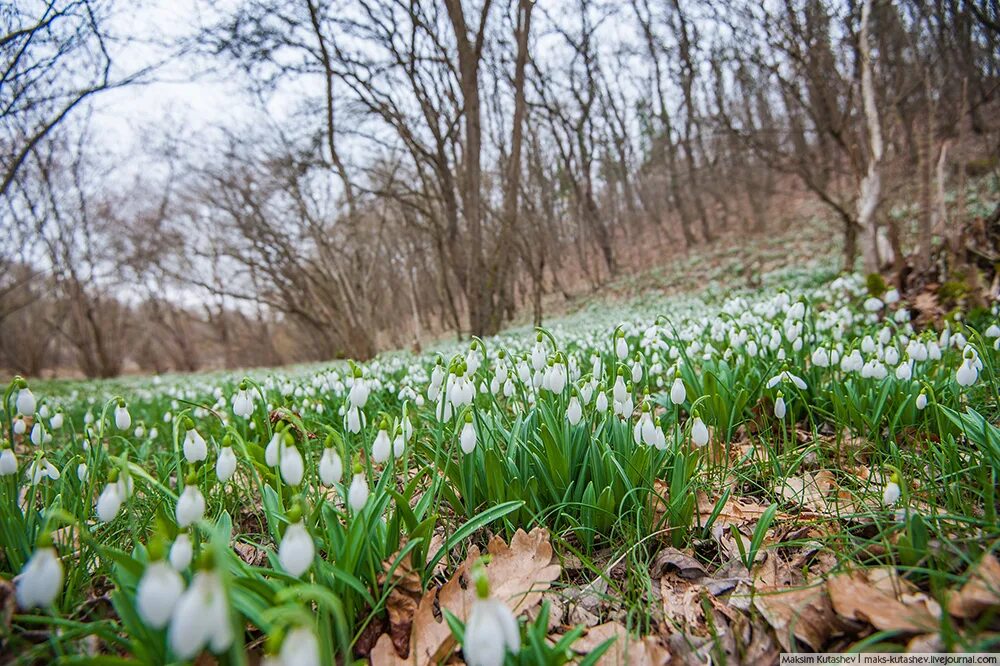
{"left": 369, "top": 528, "right": 560, "bottom": 665}
{"left": 572, "top": 622, "right": 670, "bottom": 666}
{"left": 777, "top": 470, "right": 836, "bottom": 513}
{"left": 754, "top": 585, "right": 841, "bottom": 651}
{"left": 380, "top": 552, "right": 425, "bottom": 658}
{"left": 828, "top": 570, "right": 937, "bottom": 633}
{"left": 660, "top": 574, "right": 707, "bottom": 633}
{"left": 947, "top": 554, "right": 1000, "bottom": 619}
{"left": 651, "top": 548, "right": 706, "bottom": 580}
{"left": 696, "top": 491, "right": 777, "bottom": 527}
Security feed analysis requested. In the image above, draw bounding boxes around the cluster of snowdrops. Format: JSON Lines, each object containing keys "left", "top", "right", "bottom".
{"left": 2, "top": 273, "right": 999, "bottom": 665}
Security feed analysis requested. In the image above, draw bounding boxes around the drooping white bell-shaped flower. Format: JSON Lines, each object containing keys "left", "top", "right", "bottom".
{"left": 170, "top": 534, "right": 193, "bottom": 570}
{"left": 371, "top": 426, "right": 392, "bottom": 464}
{"left": 0, "top": 448, "right": 17, "bottom": 476}
{"left": 346, "top": 406, "right": 364, "bottom": 434}
{"left": 13, "top": 417, "right": 26, "bottom": 435}
{"left": 279, "top": 445, "right": 304, "bottom": 486}
{"left": 216, "top": 446, "right": 237, "bottom": 482}
{"left": 15, "top": 387, "right": 36, "bottom": 417}
{"left": 319, "top": 447, "right": 342, "bottom": 486}
{"left": 26, "top": 457, "right": 60, "bottom": 484}
{"left": 566, "top": 396, "right": 582, "bottom": 425}
{"left": 348, "top": 471, "right": 369, "bottom": 512}
{"left": 176, "top": 485, "right": 206, "bottom": 528}
{"left": 956, "top": 357, "right": 979, "bottom": 387}
{"left": 137, "top": 560, "right": 185, "bottom": 629}
{"left": 15, "top": 545, "right": 63, "bottom": 609}
{"left": 595, "top": 391, "right": 608, "bottom": 413}
{"left": 670, "top": 376, "right": 686, "bottom": 405}
{"left": 265, "top": 432, "right": 282, "bottom": 466}
{"left": 691, "top": 417, "right": 709, "bottom": 447}
{"left": 278, "top": 626, "right": 321, "bottom": 666}
{"left": 774, "top": 395, "right": 786, "bottom": 420}
{"left": 915, "top": 392, "right": 928, "bottom": 410}
{"left": 460, "top": 418, "right": 477, "bottom": 454}
{"left": 615, "top": 335, "right": 628, "bottom": 361}
{"left": 462, "top": 563, "right": 520, "bottom": 666}
{"left": 882, "top": 476, "right": 901, "bottom": 506}
{"left": 612, "top": 375, "right": 627, "bottom": 404}
{"left": 29, "top": 422, "right": 43, "bottom": 446}
{"left": 278, "top": 520, "right": 314, "bottom": 578}
{"left": 115, "top": 404, "right": 132, "bottom": 431}
{"left": 184, "top": 429, "right": 208, "bottom": 463}
{"left": 77, "top": 462, "right": 87, "bottom": 482}
{"left": 97, "top": 482, "right": 124, "bottom": 522}
{"left": 168, "top": 569, "right": 232, "bottom": 659}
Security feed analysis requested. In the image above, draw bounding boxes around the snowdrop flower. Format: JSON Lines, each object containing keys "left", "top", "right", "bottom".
{"left": 170, "top": 534, "right": 193, "bottom": 571}
{"left": 97, "top": 481, "right": 124, "bottom": 523}
{"left": 348, "top": 372, "right": 370, "bottom": 409}
{"left": 27, "top": 457, "right": 60, "bottom": 484}
{"left": 114, "top": 402, "right": 132, "bottom": 431}
{"left": 176, "top": 484, "right": 206, "bottom": 528}
{"left": 371, "top": 422, "right": 392, "bottom": 464}
{"left": 615, "top": 333, "right": 628, "bottom": 360}
{"left": 319, "top": 447, "right": 343, "bottom": 486}
{"left": 279, "top": 445, "right": 304, "bottom": 486}
{"left": 595, "top": 391, "right": 609, "bottom": 413}
{"left": 274, "top": 626, "right": 320, "bottom": 666}
{"left": 882, "top": 473, "right": 901, "bottom": 506}
{"left": 1, "top": 448, "right": 18, "bottom": 476}
{"left": 184, "top": 428, "right": 208, "bottom": 463}
{"left": 612, "top": 375, "right": 628, "bottom": 404}
{"left": 15, "top": 541, "right": 62, "bottom": 609}
{"left": 278, "top": 512, "right": 314, "bottom": 577}
{"left": 168, "top": 567, "right": 232, "bottom": 659}
{"left": 955, "top": 352, "right": 979, "bottom": 387}
{"left": 49, "top": 412, "right": 64, "bottom": 430}
{"left": 265, "top": 432, "right": 282, "bottom": 467}
{"left": 766, "top": 370, "right": 807, "bottom": 391}
{"left": 348, "top": 467, "right": 369, "bottom": 512}
{"left": 462, "top": 562, "right": 519, "bottom": 666}
{"left": 774, "top": 393, "right": 787, "bottom": 420}
{"left": 30, "top": 422, "right": 43, "bottom": 446}
{"left": 566, "top": 396, "right": 582, "bottom": 425}
{"left": 630, "top": 357, "right": 643, "bottom": 384}
{"left": 216, "top": 446, "right": 237, "bottom": 482}
{"left": 232, "top": 387, "right": 254, "bottom": 418}
{"left": 864, "top": 297, "right": 884, "bottom": 312}
{"left": 670, "top": 376, "right": 686, "bottom": 405}
{"left": 691, "top": 416, "right": 709, "bottom": 447}
{"left": 138, "top": 558, "right": 185, "bottom": 630}
{"left": 986, "top": 324, "right": 1000, "bottom": 339}
{"left": 13, "top": 418, "right": 26, "bottom": 435}
{"left": 883, "top": 346, "right": 899, "bottom": 366}
{"left": 346, "top": 406, "right": 364, "bottom": 434}
{"left": 77, "top": 461, "right": 87, "bottom": 482}
{"left": 460, "top": 415, "right": 477, "bottom": 454}
{"left": 466, "top": 344, "right": 482, "bottom": 376}
{"left": 915, "top": 391, "right": 928, "bottom": 410}
{"left": 531, "top": 338, "right": 547, "bottom": 372}
{"left": 15, "top": 386, "right": 36, "bottom": 417}
{"left": 884, "top": 288, "right": 899, "bottom": 304}
{"left": 811, "top": 347, "right": 830, "bottom": 367}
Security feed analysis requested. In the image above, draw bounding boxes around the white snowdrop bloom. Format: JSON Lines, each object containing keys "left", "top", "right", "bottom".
{"left": 85, "top": 411, "right": 95, "bottom": 425}
{"left": 956, "top": 357, "right": 979, "bottom": 387}
{"left": 774, "top": 395, "right": 787, "bottom": 419}
{"left": 615, "top": 335, "right": 628, "bottom": 360}
{"left": 13, "top": 418, "right": 26, "bottom": 435}
{"left": 691, "top": 417, "right": 709, "bottom": 447}
{"left": 894, "top": 308, "right": 910, "bottom": 323}
{"left": 280, "top": 445, "right": 304, "bottom": 486}
{"left": 612, "top": 376, "right": 628, "bottom": 404}
{"left": 531, "top": 341, "right": 547, "bottom": 372}
{"left": 986, "top": 324, "right": 1000, "bottom": 338}
{"left": 460, "top": 420, "right": 477, "bottom": 454}
{"left": 170, "top": 534, "right": 193, "bottom": 571}
{"left": 184, "top": 429, "right": 208, "bottom": 463}
{"left": 27, "top": 457, "right": 60, "bottom": 484}
{"left": 15, "top": 546, "right": 62, "bottom": 609}
{"left": 232, "top": 390, "right": 254, "bottom": 418}
{"left": 137, "top": 561, "right": 185, "bottom": 629}
{"left": 915, "top": 392, "right": 928, "bottom": 410}
{"left": 115, "top": 404, "right": 132, "bottom": 431}
{"left": 348, "top": 472, "right": 369, "bottom": 512}
{"left": 134, "top": 425, "right": 146, "bottom": 438}
{"left": 502, "top": 379, "right": 515, "bottom": 397}
{"left": 150, "top": 427, "right": 159, "bottom": 439}
{"left": 319, "top": 448, "right": 343, "bottom": 486}
{"left": 371, "top": 428, "right": 391, "bottom": 464}
{"left": 495, "top": 362, "right": 509, "bottom": 384}
{"left": 278, "top": 521, "right": 314, "bottom": 577}
{"left": 894, "top": 361, "right": 912, "bottom": 381}
{"left": 878, "top": 327, "right": 892, "bottom": 346}
{"left": 216, "top": 447, "right": 237, "bottom": 482}
{"left": 277, "top": 626, "right": 321, "bottom": 666}
{"left": 927, "top": 341, "right": 942, "bottom": 360}
{"left": 639, "top": 411, "right": 658, "bottom": 446}
{"left": 566, "top": 396, "right": 582, "bottom": 425}
{"left": 30, "top": 422, "right": 43, "bottom": 446}
{"left": 547, "top": 362, "right": 568, "bottom": 394}
{"left": 670, "top": 377, "right": 686, "bottom": 405}
{"left": 0, "top": 448, "right": 17, "bottom": 476}
{"left": 811, "top": 347, "right": 829, "bottom": 367}
{"left": 653, "top": 426, "right": 667, "bottom": 450}
{"left": 347, "top": 406, "right": 365, "bottom": 434}
{"left": 77, "top": 462, "right": 88, "bottom": 482}
{"left": 393, "top": 434, "right": 405, "bottom": 458}
{"left": 466, "top": 348, "right": 482, "bottom": 376}
{"left": 630, "top": 361, "right": 643, "bottom": 384}
{"left": 97, "top": 482, "right": 124, "bottom": 522}
{"left": 15, "top": 387, "right": 36, "bottom": 417}
{"left": 580, "top": 381, "right": 594, "bottom": 405}
{"left": 864, "top": 297, "right": 884, "bottom": 312}
{"left": 265, "top": 432, "right": 282, "bottom": 466}
{"left": 463, "top": 596, "right": 519, "bottom": 666}
{"left": 861, "top": 336, "right": 876, "bottom": 354}
{"left": 787, "top": 300, "right": 805, "bottom": 319}
{"left": 348, "top": 377, "right": 370, "bottom": 410}
{"left": 882, "top": 480, "right": 901, "bottom": 506}
{"left": 595, "top": 392, "right": 609, "bottom": 413}
{"left": 176, "top": 485, "right": 206, "bottom": 528}
{"left": 168, "top": 569, "right": 232, "bottom": 659}
{"left": 49, "top": 413, "right": 64, "bottom": 430}
{"left": 766, "top": 370, "right": 807, "bottom": 391}
{"left": 883, "top": 347, "right": 899, "bottom": 366}
{"left": 884, "top": 288, "right": 899, "bottom": 304}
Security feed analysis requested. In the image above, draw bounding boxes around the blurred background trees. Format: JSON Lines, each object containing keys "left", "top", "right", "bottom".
{"left": 2, "top": 0, "right": 998, "bottom": 377}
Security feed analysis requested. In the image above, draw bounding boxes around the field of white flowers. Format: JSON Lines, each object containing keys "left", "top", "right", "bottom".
{"left": 2, "top": 266, "right": 999, "bottom": 664}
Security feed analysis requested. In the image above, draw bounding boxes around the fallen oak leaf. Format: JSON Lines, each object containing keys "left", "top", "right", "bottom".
{"left": 827, "top": 570, "right": 938, "bottom": 633}
{"left": 753, "top": 584, "right": 844, "bottom": 651}
{"left": 777, "top": 470, "right": 836, "bottom": 514}
{"left": 947, "top": 553, "right": 1000, "bottom": 619}
{"left": 572, "top": 621, "right": 670, "bottom": 666}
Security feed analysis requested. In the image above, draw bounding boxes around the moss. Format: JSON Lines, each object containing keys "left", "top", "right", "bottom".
{"left": 865, "top": 273, "right": 887, "bottom": 297}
